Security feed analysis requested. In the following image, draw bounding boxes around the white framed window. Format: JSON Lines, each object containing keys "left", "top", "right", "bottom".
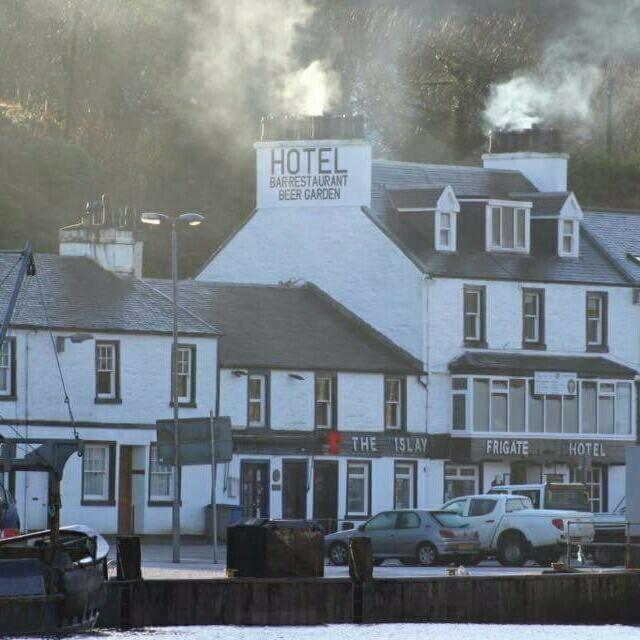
{"left": 523, "top": 289, "right": 544, "bottom": 346}
{"left": 149, "top": 443, "right": 173, "bottom": 501}
{"left": 571, "top": 466, "right": 604, "bottom": 513}
{"left": 175, "top": 346, "right": 195, "bottom": 404}
{"left": 385, "top": 377, "right": 404, "bottom": 430}
{"left": 486, "top": 204, "right": 529, "bottom": 253}
{"left": 558, "top": 219, "right": 579, "bottom": 257}
{"left": 444, "top": 464, "right": 478, "bottom": 502}
{"left": 452, "top": 377, "right": 468, "bottom": 430}
{"left": 82, "top": 444, "right": 110, "bottom": 502}
{"left": 586, "top": 292, "right": 607, "bottom": 349}
{"left": 95, "top": 341, "right": 118, "bottom": 400}
{"left": 346, "top": 461, "right": 370, "bottom": 517}
{"left": 394, "top": 462, "right": 416, "bottom": 509}
{"left": 248, "top": 374, "right": 267, "bottom": 427}
{"left": 463, "top": 286, "right": 485, "bottom": 344}
{"left": 315, "top": 375, "right": 335, "bottom": 429}
{"left": 0, "top": 339, "right": 14, "bottom": 397}
{"left": 451, "top": 375, "right": 634, "bottom": 435}
{"left": 435, "top": 211, "right": 456, "bottom": 251}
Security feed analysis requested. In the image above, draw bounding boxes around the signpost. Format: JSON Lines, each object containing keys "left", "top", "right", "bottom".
{"left": 156, "top": 416, "right": 232, "bottom": 564}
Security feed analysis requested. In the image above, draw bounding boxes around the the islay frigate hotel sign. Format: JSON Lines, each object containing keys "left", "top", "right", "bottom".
{"left": 256, "top": 114, "right": 372, "bottom": 209}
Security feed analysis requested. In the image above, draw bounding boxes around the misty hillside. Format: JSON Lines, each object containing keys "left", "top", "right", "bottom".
{"left": 2, "top": 1, "right": 640, "bottom": 277}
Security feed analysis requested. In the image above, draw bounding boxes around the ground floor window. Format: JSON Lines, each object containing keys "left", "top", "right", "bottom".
{"left": 571, "top": 465, "right": 605, "bottom": 513}
{"left": 346, "top": 461, "right": 370, "bottom": 517}
{"left": 149, "top": 443, "right": 173, "bottom": 502}
{"left": 394, "top": 461, "right": 416, "bottom": 509}
{"left": 82, "top": 443, "right": 113, "bottom": 504}
{"left": 444, "top": 464, "right": 478, "bottom": 502}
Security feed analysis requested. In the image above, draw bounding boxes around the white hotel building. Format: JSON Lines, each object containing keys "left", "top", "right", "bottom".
{"left": 1, "top": 116, "right": 639, "bottom": 536}
{"left": 197, "top": 116, "right": 640, "bottom": 517}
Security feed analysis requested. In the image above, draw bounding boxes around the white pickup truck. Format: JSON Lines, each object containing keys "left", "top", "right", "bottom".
{"left": 442, "top": 494, "right": 595, "bottom": 566}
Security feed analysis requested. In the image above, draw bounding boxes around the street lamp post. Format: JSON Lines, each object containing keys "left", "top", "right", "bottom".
{"left": 141, "top": 211, "right": 205, "bottom": 563}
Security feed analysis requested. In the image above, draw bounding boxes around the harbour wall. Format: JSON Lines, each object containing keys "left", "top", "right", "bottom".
{"left": 101, "top": 572, "right": 640, "bottom": 627}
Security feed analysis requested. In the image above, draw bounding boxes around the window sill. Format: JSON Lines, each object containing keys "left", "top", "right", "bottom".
{"left": 169, "top": 401, "right": 197, "bottom": 408}
{"left": 464, "top": 341, "right": 488, "bottom": 349}
{"left": 148, "top": 500, "right": 182, "bottom": 507}
{"left": 0, "top": 394, "right": 17, "bottom": 402}
{"left": 523, "top": 342, "right": 547, "bottom": 351}
{"left": 81, "top": 499, "right": 116, "bottom": 507}
{"left": 94, "top": 397, "right": 122, "bottom": 405}
{"left": 384, "top": 426, "right": 406, "bottom": 433}
{"left": 586, "top": 345, "right": 609, "bottom": 353}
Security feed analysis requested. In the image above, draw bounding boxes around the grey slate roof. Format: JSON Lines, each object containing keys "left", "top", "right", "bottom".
{"left": 369, "top": 160, "right": 632, "bottom": 286}
{"left": 509, "top": 192, "right": 572, "bottom": 218}
{"left": 0, "top": 254, "right": 219, "bottom": 336}
{"left": 386, "top": 186, "right": 446, "bottom": 210}
{"left": 146, "top": 279, "right": 423, "bottom": 373}
{"left": 449, "top": 351, "right": 637, "bottom": 378}
{"left": 582, "top": 209, "right": 640, "bottom": 282}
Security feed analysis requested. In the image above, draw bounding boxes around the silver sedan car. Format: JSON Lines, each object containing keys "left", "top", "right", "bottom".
{"left": 324, "top": 509, "right": 480, "bottom": 567}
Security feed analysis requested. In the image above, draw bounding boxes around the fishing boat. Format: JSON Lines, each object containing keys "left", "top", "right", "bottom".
{"left": 0, "top": 440, "right": 109, "bottom": 635}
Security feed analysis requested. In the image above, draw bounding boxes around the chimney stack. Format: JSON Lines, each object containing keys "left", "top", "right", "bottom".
{"left": 482, "top": 126, "right": 569, "bottom": 193}
{"left": 59, "top": 194, "right": 145, "bottom": 278}
{"left": 255, "top": 113, "right": 371, "bottom": 210}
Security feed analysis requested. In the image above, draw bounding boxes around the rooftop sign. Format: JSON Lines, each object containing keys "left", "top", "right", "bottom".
{"left": 255, "top": 140, "right": 371, "bottom": 209}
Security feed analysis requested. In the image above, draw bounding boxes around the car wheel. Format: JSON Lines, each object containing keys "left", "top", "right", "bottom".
{"left": 497, "top": 533, "right": 528, "bottom": 567}
{"left": 416, "top": 542, "right": 438, "bottom": 567}
{"left": 329, "top": 542, "right": 348, "bottom": 566}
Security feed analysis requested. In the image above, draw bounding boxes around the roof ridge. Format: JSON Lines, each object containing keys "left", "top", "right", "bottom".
{"left": 145, "top": 278, "right": 302, "bottom": 291}
{"left": 373, "top": 159, "right": 526, "bottom": 175}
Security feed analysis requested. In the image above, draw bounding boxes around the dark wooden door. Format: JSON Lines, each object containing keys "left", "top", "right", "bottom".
{"left": 282, "top": 460, "right": 307, "bottom": 520}
{"left": 118, "top": 446, "right": 133, "bottom": 534}
{"left": 241, "top": 462, "right": 269, "bottom": 518}
{"left": 313, "top": 461, "right": 338, "bottom": 533}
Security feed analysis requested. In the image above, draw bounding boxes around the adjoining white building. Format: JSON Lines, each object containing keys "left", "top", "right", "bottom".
{"left": 0, "top": 209, "right": 220, "bottom": 535}
{"left": 146, "top": 279, "right": 427, "bottom": 530}
{"left": 197, "top": 115, "right": 640, "bottom": 513}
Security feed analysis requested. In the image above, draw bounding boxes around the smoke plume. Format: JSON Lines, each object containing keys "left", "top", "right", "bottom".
{"left": 485, "top": 1, "right": 640, "bottom": 132}
{"left": 186, "top": 0, "right": 341, "bottom": 136}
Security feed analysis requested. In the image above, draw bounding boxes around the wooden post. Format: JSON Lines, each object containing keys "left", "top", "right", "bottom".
{"left": 117, "top": 536, "right": 142, "bottom": 580}
{"left": 348, "top": 536, "right": 373, "bottom": 582}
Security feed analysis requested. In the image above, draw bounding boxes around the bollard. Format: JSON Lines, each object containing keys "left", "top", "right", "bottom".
{"left": 116, "top": 535, "right": 142, "bottom": 581}
{"left": 348, "top": 536, "right": 373, "bottom": 583}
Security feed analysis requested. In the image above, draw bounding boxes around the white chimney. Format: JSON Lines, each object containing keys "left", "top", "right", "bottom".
{"left": 482, "top": 127, "right": 568, "bottom": 193}
{"left": 59, "top": 195, "right": 145, "bottom": 278}
{"left": 255, "top": 114, "right": 371, "bottom": 209}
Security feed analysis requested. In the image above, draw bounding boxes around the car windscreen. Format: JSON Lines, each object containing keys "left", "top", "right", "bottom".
{"left": 431, "top": 512, "right": 468, "bottom": 528}
{"left": 544, "top": 485, "right": 591, "bottom": 512}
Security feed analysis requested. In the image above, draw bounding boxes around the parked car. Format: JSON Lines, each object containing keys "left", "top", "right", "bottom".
{"left": 324, "top": 509, "right": 480, "bottom": 567}
{"left": 441, "top": 494, "right": 594, "bottom": 567}
{"left": 487, "top": 482, "right": 591, "bottom": 512}
{"left": 0, "top": 485, "right": 20, "bottom": 537}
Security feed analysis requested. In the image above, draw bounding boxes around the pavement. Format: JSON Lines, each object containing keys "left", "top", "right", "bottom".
{"left": 107, "top": 538, "right": 618, "bottom": 580}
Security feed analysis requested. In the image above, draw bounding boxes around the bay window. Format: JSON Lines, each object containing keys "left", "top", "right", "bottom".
{"left": 444, "top": 465, "right": 478, "bottom": 502}
{"left": 451, "top": 376, "right": 633, "bottom": 435}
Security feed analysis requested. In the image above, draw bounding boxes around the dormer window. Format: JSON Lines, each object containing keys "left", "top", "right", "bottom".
{"left": 558, "top": 219, "right": 579, "bottom": 257}
{"left": 486, "top": 203, "right": 530, "bottom": 253}
{"left": 435, "top": 211, "right": 456, "bottom": 251}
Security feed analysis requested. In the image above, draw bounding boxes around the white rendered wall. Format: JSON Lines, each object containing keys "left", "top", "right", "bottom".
{"left": 198, "top": 205, "right": 426, "bottom": 361}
